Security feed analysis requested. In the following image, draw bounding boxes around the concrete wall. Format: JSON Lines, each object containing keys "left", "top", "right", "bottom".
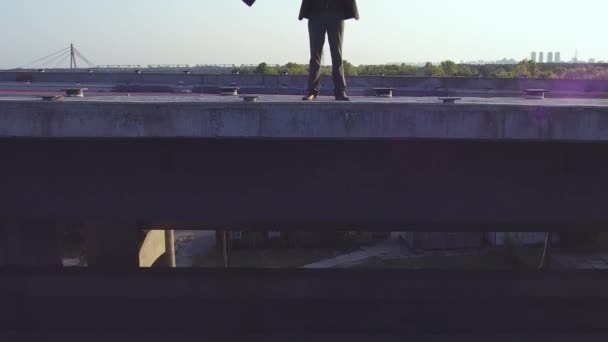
{"left": 2, "top": 100, "right": 608, "bottom": 231}
{"left": 3, "top": 270, "right": 608, "bottom": 338}
{"left": 485, "top": 232, "right": 560, "bottom": 246}
{"left": 2, "top": 100, "right": 608, "bottom": 142}
{"left": 1, "top": 139, "right": 608, "bottom": 231}
{"left": 84, "top": 223, "right": 140, "bottom": 268}
{"left": 0, "top": 221, "right": 62, "bottom": 266}
{"left": 402, "top": 232, "right": 483, "bottom": 251}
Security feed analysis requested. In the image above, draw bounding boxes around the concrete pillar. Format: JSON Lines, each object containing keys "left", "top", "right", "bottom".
{"left": 137, "top": 229, "right": 176, "bottom": 268}
{"left": 139, "top": 230, "right": 166, "bottom": 268}
{"left": 85, "top": 222, "right": 140, "bottom": 269}
{"left": 0, "top": 221, "right": 62, "bottom": 267}
{"left": 164, "top": 230, "right": 176, "bottom": 268}
{"left": 221, "top": 230, "right": 228, "bottom": 269}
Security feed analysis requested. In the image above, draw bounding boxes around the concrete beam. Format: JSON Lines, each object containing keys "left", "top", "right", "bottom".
{"left": 1, "top": 139, "right": 608, "bottom": 231}
{"left": 3, "top": 269, "right": 608, "bottom": 299}
{"left": 0, "top": 221, "right": 61, "bottom": 267}
{"left": 1, "top": 98, "right": 608, "bottom": 142}
{"left": 1, "top": 270, "right": 608, "bottom": 336}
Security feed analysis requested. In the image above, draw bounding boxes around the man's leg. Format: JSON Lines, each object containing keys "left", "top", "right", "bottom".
{"left": 327, "top": 15, "right": 347, "bottom": 96}
{"left": 306, "top": 17, "right": 327, "bottom": 97}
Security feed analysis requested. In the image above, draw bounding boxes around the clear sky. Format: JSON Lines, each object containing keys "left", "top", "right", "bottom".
{"left": 1, "top": 0, "right": 606, "bottom": 68}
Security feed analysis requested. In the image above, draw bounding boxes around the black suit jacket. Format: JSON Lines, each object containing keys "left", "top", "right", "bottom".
{"left": 298, "top": 0, "right": 359, "bottom": 20}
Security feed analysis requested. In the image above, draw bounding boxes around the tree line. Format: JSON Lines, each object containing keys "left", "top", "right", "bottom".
{"left": 241, "top": 60, "right": 608, "bottom": 80}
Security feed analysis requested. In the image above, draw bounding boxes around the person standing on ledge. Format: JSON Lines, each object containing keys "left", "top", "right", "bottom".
{"left": 299, "top": 0, "right": 359, "bottom": 101}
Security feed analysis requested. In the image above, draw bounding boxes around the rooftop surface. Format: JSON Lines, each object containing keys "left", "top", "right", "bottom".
{"left": 3, "top": 73, "right": 608, "bottom": 99}
{"left": 1, "top": 94, "right": 608, "bottom": 107}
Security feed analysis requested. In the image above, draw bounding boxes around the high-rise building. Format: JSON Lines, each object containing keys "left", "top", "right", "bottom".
{"left": 539, "top": 52, "right": 545, "bottom": 63}
{"left": 555, "top": 52, "right": 562, "bottom": 63}
{"left": 531, "top": 51, "right": 537, "bottom": 62}
{"left": 547, "top": 52, "right": 554, "bottom": 63}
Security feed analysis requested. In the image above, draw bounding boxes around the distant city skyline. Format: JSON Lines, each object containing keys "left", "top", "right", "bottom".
{"left": 9, "top": 49, "right": 607, "bottom": 70}
{"left": 1, "top": 0, "right": 607, "bottom": 68}
{"left": 528, "top": 49, "right": 605, "bottom": 64}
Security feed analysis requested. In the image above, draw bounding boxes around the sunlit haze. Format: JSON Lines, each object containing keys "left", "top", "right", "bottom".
{"left": 1, "top": 0, "right": 606, "bottom": 68}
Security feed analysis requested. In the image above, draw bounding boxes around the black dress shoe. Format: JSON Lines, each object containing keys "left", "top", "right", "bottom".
{"left": 302, "top": 93, "right": 318, "bottom": 101}
{"left": 335, "top": 92, "right": 350, "bottom": 101}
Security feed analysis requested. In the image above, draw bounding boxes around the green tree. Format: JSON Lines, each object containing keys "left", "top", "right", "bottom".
{"left": 284, "top": 62, "right": 307, "bottom": 75}
{"left": 254, "top": 62, "right": 278, "bottom": 75}
{"left": 236, "top": 61, "right": 608, "bottom": 80}
{"left": 320, "top": 65, "right": 332, "bottom": 75}
{"left": 491, "top": 68, "right": 511, "bottom": 78}
{"left": 398, "top": 64, "right": 420, "bottom": 76}
{"left": 512, "top": 60, "right": 534, "bottom": 77}
{"left": 527, "top": 60, "right": 538, "bottom": 77}
{"left": 440, "top": 60, "right": 458, "bottom": 76}
{"left": 455, "top": 65, "right": 478, "bottom": 77}
{"left": 254, "top": 62, "right": 269, "bottom": 74}
{"left": 432, "top": 65, "right": 445, "bottom": 77}
{"left": 537, "top": 70, "right": 557, "bottom": 79}
{"left": 343, "top": 60, "right": 358, "bottom": 76}
{"left": 423, "top": 62, "right": 435, "bottom": 76}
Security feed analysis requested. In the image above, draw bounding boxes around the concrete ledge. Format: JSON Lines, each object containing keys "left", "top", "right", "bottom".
{"left": 2, "top": 139, "right": 608, "bottom": 227}
{"left": 2, "top": 269, "right": 608, "bottom": 299}
{"left": 2, "top": 270, "right": 608, "bottom": 336}
{"left": 2, "top": 334, "right": 608, "bottom": 342}
{"left": 1, "top": 98, "right": 608, "bottom": 142}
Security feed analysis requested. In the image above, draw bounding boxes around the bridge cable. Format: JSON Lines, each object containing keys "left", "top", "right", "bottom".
{"left": 73, "top": 48, "right": 95, "bottom": 68}
{"left": 51, "top": 52, "right": 71, "bottom": 69}
{"left": 20, "top": 47, "right": 71, "bottom": 69}
{"left": 42, "top": 50, "right": 72, "bottom": 68}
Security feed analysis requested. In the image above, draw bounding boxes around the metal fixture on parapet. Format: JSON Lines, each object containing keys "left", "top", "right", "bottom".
{"left": 220, "top": 86, "right": 240, "bottom": 96}
{"left": 523, "top": 89, "right": 548, "bottom": 99}
{"left": 439, "top": 97, "right": 461, "bottom": 104}
{"left": 374, "top": 88, "right": 394, "bottom": 98}
{"left": 40, "top": 95, "right": 65, "bottom": 102}
{"left": 241, "top": 95, "right": 259, "bottom": 103}
{"left": 63, "top": 88, "right": 88, "bottom": 97}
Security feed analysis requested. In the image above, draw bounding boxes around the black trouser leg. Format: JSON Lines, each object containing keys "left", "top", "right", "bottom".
{"left": 307, "top": 17, "right": 327, "bottom": 95}
{"left": 327, "top": 15, "right": 346, "bottom": 94}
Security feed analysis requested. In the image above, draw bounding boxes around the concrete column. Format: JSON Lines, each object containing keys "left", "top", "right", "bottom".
{"left": 221, "top": 230, "right": 228, "bottom": 269}
{"left": 164, "top": 230, "right": 176, "bottom": 268}
{"left": 85, "top": 222, "right": 140, "bottom": 269}
{"left": 0, "top": 221, "right": 62, "bottom": 267}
